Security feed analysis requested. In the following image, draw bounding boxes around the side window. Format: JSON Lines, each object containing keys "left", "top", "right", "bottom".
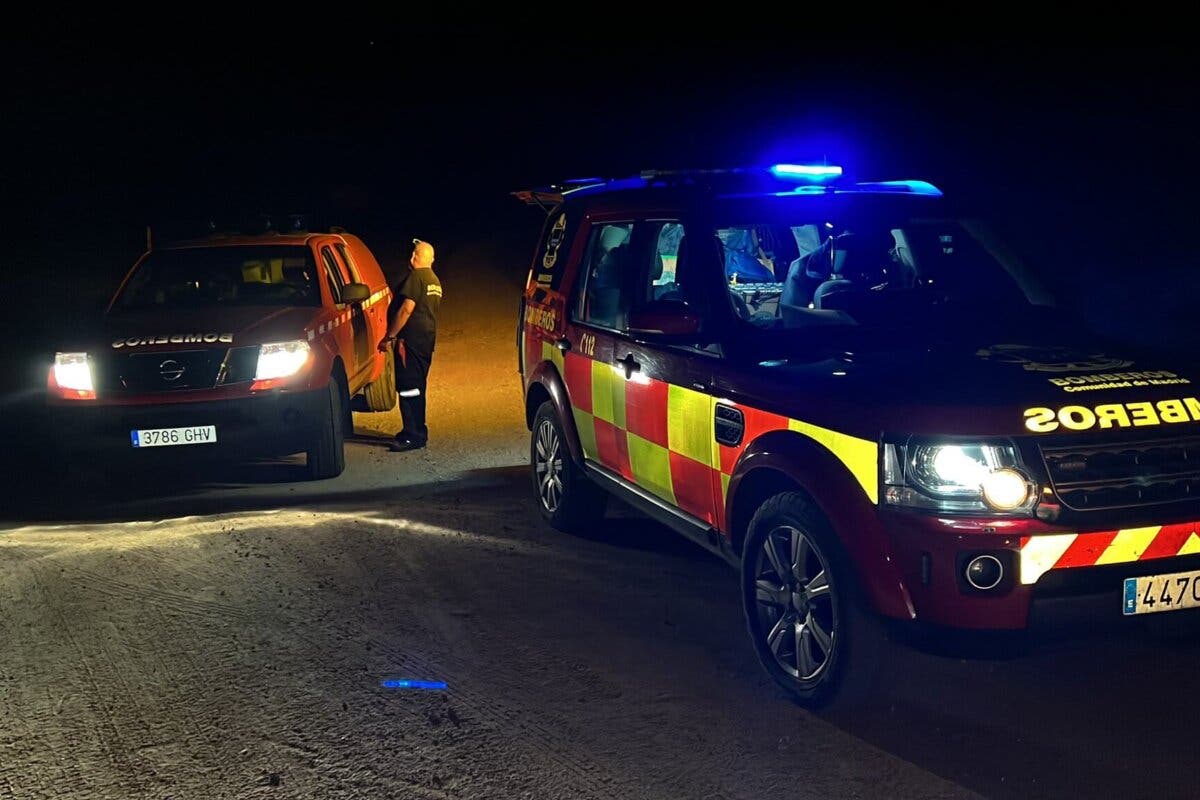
{"left": 321, "top": 247, "right": 346, "bottom": 304}
{"left": 572, "top": 222, "right": 633, "bottom": 329}
{"left": 639, "top": 221, "right": 688, "bottom": 306}
{"left": 335, "top": 243, "right": 362, "bottom": 284}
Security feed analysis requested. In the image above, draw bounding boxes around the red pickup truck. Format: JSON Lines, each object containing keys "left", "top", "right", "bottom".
{"left": 48, "top": 230, "right": 396, "bottom": 479}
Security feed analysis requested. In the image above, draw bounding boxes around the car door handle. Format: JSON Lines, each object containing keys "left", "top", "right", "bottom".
{"left": 616, "top": 353, "right": 640, "bottom": 379}
{"left": 555, "top": 337, "right": 571, "bottom": 353}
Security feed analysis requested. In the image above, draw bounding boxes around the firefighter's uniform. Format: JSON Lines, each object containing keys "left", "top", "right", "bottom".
{"left": 385, "top": 240, "right": 442, "bottom": 450}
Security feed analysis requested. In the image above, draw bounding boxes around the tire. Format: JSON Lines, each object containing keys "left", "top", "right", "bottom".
{"left": 741, "top": 491, "right": 886, "bottom": 708}
{"left": 364, "top": 349, "right": 397, "bottom": 412}
{"left": 307, "top": 376, "right": 347, "bottom": 480}
{"left": 531, "top": 400, "right": 606, "bottom": 533}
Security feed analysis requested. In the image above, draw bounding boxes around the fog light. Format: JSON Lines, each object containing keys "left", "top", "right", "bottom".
{"left": 965, "top": 555, "right": 1004, "bottom": 591}
{"left": 981, "top": 468, "right": 1029, "bottom": 511}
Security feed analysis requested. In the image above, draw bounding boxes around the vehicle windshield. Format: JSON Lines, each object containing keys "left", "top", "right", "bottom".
{"left": 718, "top": 202, "right": 1036, "bottom": 331}
{"left": 114, "top": 246, "right": 321, "bottom": 310}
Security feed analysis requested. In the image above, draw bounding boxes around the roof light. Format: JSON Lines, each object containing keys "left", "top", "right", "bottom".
{"left": 770, "top": 163, "right": 843, "bottom": 179}
{"left": 854, "top": 180, "right": 943, "bottom": 197}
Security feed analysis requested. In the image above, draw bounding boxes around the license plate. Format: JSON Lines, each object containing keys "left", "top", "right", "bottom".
{"left": 130, "top": 425, "right": 218, "bottom": 448}
{"left": 1123, "top": 569, "right": 1200, "bottom": 615}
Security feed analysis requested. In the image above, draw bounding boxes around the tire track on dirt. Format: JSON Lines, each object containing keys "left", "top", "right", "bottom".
{"left": 30, "top": 563, "right": 263, "bottom": 796}
{"left": 362, "top": 632, "right": 631, "bottom": 800}
{"left": 66, "top": 567, "right": 252, "bottom": 621}
{"left": 29, "top": 566, "right": 150, "bottom": 797}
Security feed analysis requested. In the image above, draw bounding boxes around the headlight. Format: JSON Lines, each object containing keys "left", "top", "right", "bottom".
{"left": 254, "top": 340, "right": 311, "bottom": 382}
{"left": 884, "top": 441, "right": 1036, "bottom": 514}
{"left": 52, "top": 352, "right": 96, "bottom": 399}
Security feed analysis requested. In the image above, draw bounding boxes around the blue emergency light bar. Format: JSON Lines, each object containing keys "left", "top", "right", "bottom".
{"left": 770, "top": 163, "right": 844, "bottom": 179}
{"left": 853, "top": 180, "right": 943, "bottom": 197}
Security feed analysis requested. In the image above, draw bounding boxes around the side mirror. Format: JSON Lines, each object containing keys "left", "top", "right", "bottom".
{"left": 341, "top": 283, "right": 370, "bottom": 304}
{"left": 627, "top": 300, "right": 701, "bottom": 339}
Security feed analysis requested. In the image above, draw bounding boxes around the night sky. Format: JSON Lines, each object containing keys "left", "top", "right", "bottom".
{"left": 4, "top": 34, "right": 1198, "bottom": 348}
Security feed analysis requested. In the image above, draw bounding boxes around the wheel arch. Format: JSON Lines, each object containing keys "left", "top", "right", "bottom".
{"left": 727, "top": 429, "right": 914, "bottom": 621}
{"left": 525, "top": 360, "right": 585, "bottom": 466}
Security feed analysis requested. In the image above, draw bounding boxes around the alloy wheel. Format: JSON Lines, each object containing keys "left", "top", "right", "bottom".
{"left": 753, "top": 525, "right": 837, "bottom": 681}
{"left": 534, "top": 419, "right": 564, "bottom": 512}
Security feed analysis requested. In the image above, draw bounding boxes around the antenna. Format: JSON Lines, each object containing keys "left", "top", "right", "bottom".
{"left": 146, "top": 225, "right": 153, "bottom": 251}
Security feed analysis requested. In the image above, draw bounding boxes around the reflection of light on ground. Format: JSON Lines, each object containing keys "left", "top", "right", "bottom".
{"left": 0, "top": 508, "right": 538, "bottom": 556}
{"left": 381, "top": 679, "right": 448, "bottom": 691}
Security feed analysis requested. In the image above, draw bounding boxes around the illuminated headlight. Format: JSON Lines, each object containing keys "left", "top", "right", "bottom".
{"left": 254, "top": 340, "right": 311, "bottom": 381}
{"left": 884, "top": 441, "right": 1036, "bottom": 514}
{"left": 981, "top": 469, "right": 1030, "bottom": 511}
{"left": 54, "top": 352, "right": 94, "bottom": 393}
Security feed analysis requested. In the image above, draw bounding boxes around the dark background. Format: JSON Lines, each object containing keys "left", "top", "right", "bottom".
{"left": 3, "top": 34, "right": 1197, "bottom": 376}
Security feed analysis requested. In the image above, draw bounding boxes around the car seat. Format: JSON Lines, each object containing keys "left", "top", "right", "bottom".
{"left": 654, "top": 235, "right": 687, "bottom": 302}
{"left": 780, "top": 243, "right": 834, "bottom": 323}
{"left": 588, "top": 239, "right": 628, "bottom": 325}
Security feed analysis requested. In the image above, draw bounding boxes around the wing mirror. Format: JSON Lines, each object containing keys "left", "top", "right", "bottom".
{"left": 341, "top": 283, "right": 370, "bottom": 304}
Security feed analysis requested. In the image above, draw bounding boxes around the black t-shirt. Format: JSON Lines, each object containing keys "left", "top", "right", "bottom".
{"left": 391, "top": 266, "right": 442, "bottom": 354}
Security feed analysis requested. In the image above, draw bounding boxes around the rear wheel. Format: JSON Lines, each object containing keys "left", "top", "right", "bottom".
{"left": 364, "top": 349, "right": 397, "bottom": 412}
{"left": 742, "top": 491, "right": 885, "bottom": 708}
{"left": 307, "top": 376, "right": 347, "bottom": 480}
{"left": 531, "top": 401, "right": 606, "bottom": 532}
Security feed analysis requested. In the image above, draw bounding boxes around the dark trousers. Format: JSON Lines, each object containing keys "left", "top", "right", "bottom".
{"left": 396, "top": 341, "right": 432, "bottom": 444}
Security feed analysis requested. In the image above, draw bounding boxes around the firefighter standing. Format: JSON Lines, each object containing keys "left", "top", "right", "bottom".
{"left": 378, "top": 239, "right": 442, "bottom": 451}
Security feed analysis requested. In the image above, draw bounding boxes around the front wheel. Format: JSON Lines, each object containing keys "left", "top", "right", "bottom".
{"left": 307, "top": 377, "right": 347, "bottom": 480}
{"left": 531, "top": 401, "right": 606, "bottom": 533}
{"left": 742, "top": 492, "right": 885, "bottom": 708}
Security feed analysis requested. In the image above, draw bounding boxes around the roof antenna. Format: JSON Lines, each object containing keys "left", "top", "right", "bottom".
{"left": 146, "top": 225, "right": 153, "bottom": 251}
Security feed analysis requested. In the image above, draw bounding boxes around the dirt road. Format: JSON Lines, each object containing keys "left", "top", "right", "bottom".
{"left": 1, "top": 250, "right": 1197, "bottom": 799}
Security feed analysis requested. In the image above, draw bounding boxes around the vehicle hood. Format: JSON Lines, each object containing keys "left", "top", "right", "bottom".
{"left": 723, "top": 336, "right": 1200, "bottom": 438}
{"left": 77, "top": 306, "right": 322, "bottom": 353}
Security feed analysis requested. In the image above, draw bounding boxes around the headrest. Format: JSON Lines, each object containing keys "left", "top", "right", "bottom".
{"left": 599, "top": 226, "right": 629, "bottom": 251}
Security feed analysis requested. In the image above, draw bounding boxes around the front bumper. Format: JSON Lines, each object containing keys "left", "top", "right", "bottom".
{"left": 48, "top": 387, "right": 328, "bottom": 462}
{"left": 884, "top": 510, "right": 1200, "bottom": 630}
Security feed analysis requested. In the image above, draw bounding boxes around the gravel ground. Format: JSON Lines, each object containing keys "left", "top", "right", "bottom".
{"left": 1, "top": 252, "right": 1196, "bottom": 799}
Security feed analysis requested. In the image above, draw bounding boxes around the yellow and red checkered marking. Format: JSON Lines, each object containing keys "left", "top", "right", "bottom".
{"left": 1020, "top": 522, "right": 1200, "bottom": 584}
{"left": 550, "top": 347, "right": 878, "bottom": 532}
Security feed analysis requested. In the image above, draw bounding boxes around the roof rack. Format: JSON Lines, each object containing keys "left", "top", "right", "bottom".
{"left": 512, "top": 177, "right": 607, "bottom": 211}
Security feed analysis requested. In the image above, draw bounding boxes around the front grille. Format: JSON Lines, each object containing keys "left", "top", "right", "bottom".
{"left": 96, "top": 346, "right": 259, "bottom": 393}
{"left": 1041, "top": 435, "right": 1200, "bottom": 511}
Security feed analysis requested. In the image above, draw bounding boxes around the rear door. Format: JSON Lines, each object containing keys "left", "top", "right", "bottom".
{"left": 560, "top": 220, "right": 635, "bottom": 476}
{"left": 609, "top": 220, "right": 720, "bottom": 526}
{"left": 336, "top": 240, "right": 386, "bottom": 352}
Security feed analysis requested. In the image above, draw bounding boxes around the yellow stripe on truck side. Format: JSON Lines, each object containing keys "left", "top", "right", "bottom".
{"left": 667, "top": 384, "right": 713, "bottom": 465}
{"left": 591, "top": 360, "right": 625, "bottom": 428}
{"left": 627, "top": 432, "right": 676, "bottom": 505}
{"left": 541, "top": 340, "right": 564, "bottom": 375}
{"left": 787, "top": 419, "right": 879, "bottom": 503}
{"left": 573, "top": 407, "right": 599, "bottom": 461}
